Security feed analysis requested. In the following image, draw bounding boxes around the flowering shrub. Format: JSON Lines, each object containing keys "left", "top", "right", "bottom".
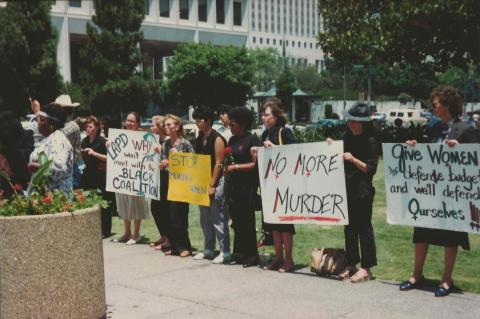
{"left": 0, "top": 152, "right": 108, "bottom": 217}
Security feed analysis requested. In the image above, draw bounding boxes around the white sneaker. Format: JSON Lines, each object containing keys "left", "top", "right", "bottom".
{"left": 193, "top": 252, "right": 206, "bottom": 260}
{"left": 213, "top": 253, "right": 232, "bottom": 264}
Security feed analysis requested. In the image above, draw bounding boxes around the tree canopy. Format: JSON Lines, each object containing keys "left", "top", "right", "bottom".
{"left": 249, "top": 48, "right": 281, "bottom": 92}
{"left": 0, "top": 0, "right": 61, "bottom": 115}
{"left": 318, "top": 0, "right": 480, "bottom": 71}
{"left": 79, "top": 0, "right": 157, "bottom": 116}
{"left": 166, "top": 43, "right": 254, "bottom": 110}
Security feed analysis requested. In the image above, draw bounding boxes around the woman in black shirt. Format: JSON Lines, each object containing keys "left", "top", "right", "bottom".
{"left": 81, "top": 116, "right": 112, "bottom": 237}
{"left": 336, "top": 102, "right": 378, "bottom": 283}
{"left": 258, "top": 99, "right": 297, "bottom": 273}
{"left": 224, "top": 107, "right": 261, "bottom": 267}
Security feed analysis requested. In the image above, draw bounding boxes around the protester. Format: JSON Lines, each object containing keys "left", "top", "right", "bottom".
{"left": 400, "top": 86, "right": 476, "bottom": 297}
{"left": 54, "top": 95, "right": 82, "bottom": 189}
{"left": 224, "top": 107, "right": 261, "bottom": 267}
{"left": 28, "top": 103, "right": 73, "bottom": 194}
{"left": 113, "top": 112, "right": 150, "bottom": 245}
{"left": 257, "top": 99, "right": 297, "bottom": 273}
{"left": 160, "top": 114, "right": 194, "bottom": 257}
{"left": 81, "top": 116, "right": 113, "bottom": 238}
{"left": 329, "top": 102, "right": 379, "bottom": 283}
{"left": 216, "top": 104, "right": 232, "bottom": 142}
{"left": 192, "top": 107, "right": 231, "bottom": 264}
{"left": 0, "top": 111, "right": 30, "bottom": 198}
{"left": 149, "top": 115, "right": 171, "bottom": 251}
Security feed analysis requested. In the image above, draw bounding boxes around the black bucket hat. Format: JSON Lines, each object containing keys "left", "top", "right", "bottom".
{"left": 344, "top": 102, "right": 371, "bottom": 122}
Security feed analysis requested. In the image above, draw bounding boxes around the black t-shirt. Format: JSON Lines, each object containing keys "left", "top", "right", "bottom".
{"left": 227, "top": 132, "right": 261, "bottom": 187}
{"left": 81, "top": 134, "right": 107, "bottom": 190}
{"left": 261, "top": 124, "right": 296, "bottom": 145}
{"left": 343, "top": 132, "right": 378, "bottom": 200}
{"left": 195, "top": 129, "right": 226, "bottom": 173}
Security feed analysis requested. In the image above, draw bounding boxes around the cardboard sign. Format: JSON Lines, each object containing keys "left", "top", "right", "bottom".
{"left": 383, "top": 143, "right": 480, "bottom": 233}
{"left": 258, "top": 141, "right": 349, "bottom": 225}
{"left": 106, "top": 129, "right": 161, "bottom": 200}
{"left": 167, "top": 152, "right": 211, "bottom": 206}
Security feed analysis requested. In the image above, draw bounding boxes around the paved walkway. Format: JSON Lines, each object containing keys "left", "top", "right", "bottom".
{"left": 103, "top": 240, "right": 480, "bottom": 319}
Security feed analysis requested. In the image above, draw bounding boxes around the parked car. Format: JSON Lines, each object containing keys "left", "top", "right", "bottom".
{"left": 371, "top": 112, "right": 387, "bottom": 127}
{"left": 386, "top": 108, "right": 425, "bottom": 128}
{"left": 306, "top": 119, "right": 346, "bottom": 129}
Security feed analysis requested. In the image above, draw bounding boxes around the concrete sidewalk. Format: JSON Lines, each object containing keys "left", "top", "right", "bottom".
{"left": 103, "top": 240, "right": 479, "bottom": 319}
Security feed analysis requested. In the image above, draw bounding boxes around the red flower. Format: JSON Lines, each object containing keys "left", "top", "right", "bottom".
{"left": 75, "top": 190, "right": 85, "bottom": 203}
{"left": 42, "top": 196, "right": 52, "bottom": 204}
{"left": 13, "top": 184, "right": 23, "bottom": 192}
{"left": 224, "top": 147, "right": 233, "bottom": 155}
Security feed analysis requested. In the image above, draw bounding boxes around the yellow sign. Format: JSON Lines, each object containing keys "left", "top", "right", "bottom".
{"left": 167, "top": 152, "right": 211, "bottom": 206}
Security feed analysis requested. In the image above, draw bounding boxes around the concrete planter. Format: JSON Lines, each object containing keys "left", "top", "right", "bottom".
{"left": 0, "top": 206, "right": 106, "bottom": 319}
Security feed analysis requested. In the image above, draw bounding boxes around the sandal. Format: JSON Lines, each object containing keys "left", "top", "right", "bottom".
{"left": 339, "top": 266, "right": 358, "bottom": 280}
{"left": 350, "top": 269, "right": 373, "bottom": 283}
{"left": 263, "top": 259, "right": 283, "bottom": 270}
{"left": 150, "top": 239, "right": 163, "bottom": 247}
{"left": 164, "top": 250, "right": 173, "bottom": 256}
{"left": 278, "top": 262, "right": 295, "bottom": 273}
{"left": 179, "top": 250, "right": 191, "bottom": 257}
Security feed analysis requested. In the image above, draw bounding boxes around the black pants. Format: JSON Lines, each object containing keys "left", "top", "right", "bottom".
{"left": 344, "top": 195, "right": 377, "bottom": 268}
{"left": 101, "top": 190, "right": 115, "bottom": 237}
{"left": 151, "top": 199, "right": 170, "bottom": 237}
{"left": 168, "top": 201, "right": 191, "bottom": 253}
{"left": 229, "top": 186, "right": 258, "bottom": 258}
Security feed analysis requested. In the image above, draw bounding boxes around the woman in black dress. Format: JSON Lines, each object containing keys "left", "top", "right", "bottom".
{"left": 81, "top": 116, "right": 112, "bottom": 237}
{"left": 333, "top": 102, "right": 379, "bottom": 283}
{"left": 224, "top": 107, "right": 261, "bottom": 267}
{"left": 258, "top": 99, "right": 297, "bottom": 272}
{"left": 400, "top": 86, "right": 476, "bottom": 297}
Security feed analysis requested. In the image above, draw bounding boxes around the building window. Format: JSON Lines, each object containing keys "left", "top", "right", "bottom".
{"left": 273, "top": 39, "right": 276, "bottom": 45}
{"left": 292, "top": 41, "right": 294, "bottom": 47}
{"left": 179, "top": 0, "right": 189, "bottom": 20}
{"left": 267, "top": 38, "right": 270, "bottom": 45}
{"left": 233, "top": 1, "right": 242, "bottom": 26}
{"left": 198, "top": 0, "right": 207, "bottom": 22}
{"left": 69, "top": 0, "right": 81, "bottom": 7}
{"left": 280, "top": 40, "right": 283, "bottom": 45}
{"left": 160, "top": 0, "right": 170, "bottom": 17}
{"left": 260, "top": 38, "right": 263, "bottom": 44}
{"left": 216, "top": 0, "right": 225, "bottom": 24}
{"left": 253, "top": 37, "right": 256, "bottom": 43}
{"left": 310, "top": 43, "right": 313, "bottom": 49}
{"left": 286, "top": 40, "right": 288, "bottom": 46}
{"left": 304, "top": 42, "right": 306, "bottom": 48}
{"left": 298, "top": 41, "right": 301, "bottom": 47}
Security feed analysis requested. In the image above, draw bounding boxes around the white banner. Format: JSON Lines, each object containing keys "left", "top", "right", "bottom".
{"left": 106, "top": 129, "right": 161, "bottom": 200}
{"left": 258, "top": 141, "right": 349, "bottom": 225}
{"left": 383, "top": 143, "right": 480, "bottom": 233}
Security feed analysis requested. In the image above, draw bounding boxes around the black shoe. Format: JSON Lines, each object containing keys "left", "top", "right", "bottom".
{"left": 434, "top": 283, "right": 453, "bottom": 297}
{"left": 242, "top": 256, "right": 259, "bottom": 268}
{"left": 399, "top": 276, "right": 425, "bottom": 291}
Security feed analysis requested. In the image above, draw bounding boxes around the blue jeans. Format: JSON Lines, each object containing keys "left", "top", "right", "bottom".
{"left": 199, "top": 177, "right": 230, "bottom": 254}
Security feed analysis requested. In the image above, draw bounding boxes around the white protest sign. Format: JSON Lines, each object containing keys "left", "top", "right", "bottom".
{"left": 383, "top": 143, "right": 480, "bottom": 234}
{"left": 106, "top": 129, "right": 161, "bottom": 200}
{"left": 258, "top": 141, "right": 348, "bottom": 225}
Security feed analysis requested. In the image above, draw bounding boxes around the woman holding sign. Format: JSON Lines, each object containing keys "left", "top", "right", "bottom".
{"left": 149, "top": 115, "right": 171, "bottom": 250}
{"left": 160, "top": 114, "right": 194, "bottom": 257}
{"left": 224, "top": 107, "right": 261, "bottom": 268}
{"left": 400, "top": 86, "right": 476, "bottom": 297}
{"left": 113, "top": 112, "right": 150, "bottom": 245}
{"left": 258, "top": 98, "right": 297, "bottom": 273}
{"left": 333, "top": 102, "right": 379, "bottom": 283}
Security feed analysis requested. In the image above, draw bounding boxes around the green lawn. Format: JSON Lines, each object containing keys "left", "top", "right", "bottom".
{"left": 111, "top": 159, "right": 480, "bottom": 293}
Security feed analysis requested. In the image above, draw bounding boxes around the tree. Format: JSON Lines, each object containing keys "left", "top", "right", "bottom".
{"left": 79, "top": 0, "right": 157, "bottom": 116}
{"left": 318, "top": 0, "right": 480, "bottom": 71}
{"left": 276, "top": 65, "right": 296, "bottom": 111}
{"left": 0, "top": 0, "right": 61, "bottom": 115}
{"left": 166, "top": 43, "right": 254, "bottom": 110}
{"left": 249, "top": 48, "right": 281, "bottom": 92}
